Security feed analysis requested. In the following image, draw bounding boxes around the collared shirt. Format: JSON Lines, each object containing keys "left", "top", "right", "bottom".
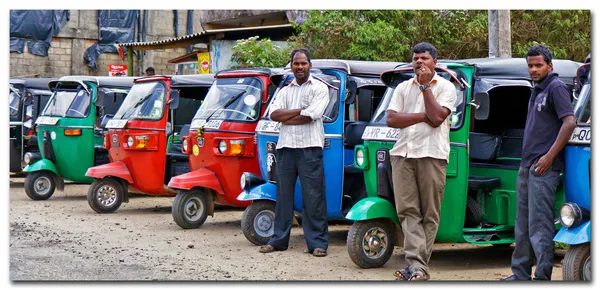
{"left": 387, "top": 73, "right": 457, "bottom": 162}
{"left": 268, "top": 75, "right": 330, "bottom": 149}
{"left": 522, "top": 73, "right": 574, "bottom": 171}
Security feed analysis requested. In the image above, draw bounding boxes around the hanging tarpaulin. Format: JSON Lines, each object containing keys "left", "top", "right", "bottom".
{"left": 10, "top": 10, "right": 70, "bottom": 56}
{"left": 84, "top": 10, "right": 139, "bottom": 70}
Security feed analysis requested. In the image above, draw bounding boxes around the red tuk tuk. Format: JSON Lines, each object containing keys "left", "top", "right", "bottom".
{"left": 168, "top": 68, "right": 282, "bottom": 228}
{"left": 85, "top": 74, "right": 214, "bottom": 213}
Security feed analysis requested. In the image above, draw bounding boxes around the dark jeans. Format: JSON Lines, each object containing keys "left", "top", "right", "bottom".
{"left": 267, "top": 147, "right": 329, "bottom": 251}
{"left": 511, "top": 164, "right": 562, "bottom": 280}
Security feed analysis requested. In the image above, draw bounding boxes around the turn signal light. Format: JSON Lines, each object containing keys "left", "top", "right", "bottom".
{"left": 229, "top": 140, "right": 246, "bottom": 155}
{"left": 64, "top": 129, "right": 82, "bottom": 136}
{"left": 135, "top": 135, "right": 149, "bottom": 149}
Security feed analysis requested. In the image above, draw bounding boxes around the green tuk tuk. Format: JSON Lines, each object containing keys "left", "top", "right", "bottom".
{"left": 345, "top": 58, "right": 581, "bottom": 268}
{"left": 23, "top": 76, "right": 136, "bottom": 200}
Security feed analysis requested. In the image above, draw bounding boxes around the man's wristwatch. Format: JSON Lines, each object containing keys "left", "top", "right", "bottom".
{"left": 419, "top": 84, "right": 431, "bottom": 91}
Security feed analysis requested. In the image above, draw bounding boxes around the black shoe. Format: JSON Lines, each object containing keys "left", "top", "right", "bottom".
{"left": 500, "top": 275, "right": 531, "bottom": 281}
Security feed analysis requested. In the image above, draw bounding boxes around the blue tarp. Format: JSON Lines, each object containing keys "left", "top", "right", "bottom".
{"left": 84, "top": 10, "right": 140, "bottom": 70}
{"left": 10, "top": 10, "right": 70, "bottom": 56}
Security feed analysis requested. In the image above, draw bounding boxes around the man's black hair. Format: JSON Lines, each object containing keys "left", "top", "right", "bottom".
{"left": 145, "top": 67, "right": 155, "bottom": 73}
{"left": 412, "top": 42, "right": 437, "bottom": 59}
{"left": 290, "top": 48, "right": 311, "bottom": 63}
{"left": 526, "top": 44, "right": 553, "bottom": 64}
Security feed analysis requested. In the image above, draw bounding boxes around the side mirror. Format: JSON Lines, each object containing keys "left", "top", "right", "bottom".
{"left": 344, "top": 80, "right": 358, "bottom": 104}
{"left": 168, "top": 89, "right": 180, "bottom": 110}
{"left": 472, "top": 92, "right": 490, "bottom": 120}
{"left": 95, "top": 90, "right": 106, "bottom": 106}
{"left": 100, "top": 114, "right": 114, "bottom": 128}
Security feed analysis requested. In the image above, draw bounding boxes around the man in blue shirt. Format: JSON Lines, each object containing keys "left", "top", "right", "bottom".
{"left": 502, "top": 44, "right": 576, "bottom": 281}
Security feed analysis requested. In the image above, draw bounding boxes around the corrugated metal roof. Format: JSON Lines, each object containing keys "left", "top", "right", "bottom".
{"left": 117, "top": 24, "right": 293, "bottom": 49}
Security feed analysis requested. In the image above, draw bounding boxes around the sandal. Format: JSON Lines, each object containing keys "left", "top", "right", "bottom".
{"left": 259, "top": 245, "right": 280, "bottom": 253}
{"left": 311, "top": 248, "right": 327, "bottom": 257}
{"left": 393, "top": 267, "right": 411, "bottom": 280}
{"left": 408, "top": 270, "right": 430, "bottom": 281}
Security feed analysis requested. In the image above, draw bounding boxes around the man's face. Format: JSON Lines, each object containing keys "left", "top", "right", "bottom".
{"left": 412, "top": 51, "right": 437, "bottom": 74}
{"left": 527, "top": 55, "right": 552, "bottom": 82}
{"left": 291, "top": 52, "right": 311, "bottom": 82}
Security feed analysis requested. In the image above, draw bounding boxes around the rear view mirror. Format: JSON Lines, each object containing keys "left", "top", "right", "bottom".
{"left": 95, "top": 90, "right": 106, "bottom": 106}
{"left": 169, "top": 89, "right": 180, "bottom": 110}
{"left": 344, "top": 80, "right": 358, "bottom": 104}
{"left": 472, "top": 92, "right": 490, "bottom": 120}
{"left": 269, "top": 74, "right": 284, "bottom": 88}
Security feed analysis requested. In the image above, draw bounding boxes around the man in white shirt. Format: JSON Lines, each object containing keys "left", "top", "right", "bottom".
{"left": 258, "top": 48, "right": 330, "bottom": 257}
{"left": 387, "top": 42, "right": 457, "bottom": 281}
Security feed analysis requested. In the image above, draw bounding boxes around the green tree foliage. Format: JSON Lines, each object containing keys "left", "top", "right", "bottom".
{"left": 289, "top": 10, "right": 590, "bottom": 62}
{"left": 230, "top": 36, "right": 291, "bottom": 68}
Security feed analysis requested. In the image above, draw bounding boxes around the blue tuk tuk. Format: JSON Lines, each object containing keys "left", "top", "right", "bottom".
{"left": 236, "top": 60, "right": 402, "bottom": 245}
{"left": 554, "top": 57, "right": 591, "bottom": 281}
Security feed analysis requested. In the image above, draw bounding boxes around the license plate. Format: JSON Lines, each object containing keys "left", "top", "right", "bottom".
{"left": 256, "top": 120, "right": 281, "bottom": 133}
{"left": 35, "top": 116, "right": 59, "bottom": 125}
{"left": 569, "top": 126, "right": 591, "bottom": 145}
{"left": 190, "top": 119, "right": 223, "bottom": 130}
{"left": 105, "top": 119, "right": 128, "bottom": 129}
{"left": 362, "top": 126, "right": 400, "bottom": 141}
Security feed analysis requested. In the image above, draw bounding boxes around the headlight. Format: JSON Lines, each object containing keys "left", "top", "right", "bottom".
{"left": 182, "top": 138, "right": 188, "bottom": 152}
{"left": 24, "top": 153, "right": 31, "bottom": 165}
{"left": 240, "top": 173, "right": 247, "bottom": 190}
{"left": 356, "top": 149, "right": 365, "bottom": 167}
{"left": 559, "top": 202, "right": 588, "bottom": 228}
{"left": 127, "top": 136, "right": 134, "bottom": 148}
{"left": 24, "top": 152, "right": 40, "bottom": 165}
{"left": 218, "top": 140, "right": 227, "bottom": 154}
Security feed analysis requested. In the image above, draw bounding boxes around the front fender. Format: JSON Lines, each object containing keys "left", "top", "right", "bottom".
{"left": 554, "top": 221, "right": 591, "bottom": 245}
{"left": 168, "top": 168, "right": 224, "bottom": 195}
{"left": 23, "top": 158, "right": 58, "bottom": 175}
{"left": 236, "top": 182, "right": 276, "bottom": 202}
{"left": 85, "top": 161, "right": 133, "bottom": 184}
{"left": 345, "top": 197, "right": 400, "bottom": 224}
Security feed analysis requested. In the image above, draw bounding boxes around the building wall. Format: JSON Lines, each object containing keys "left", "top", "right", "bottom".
{"left": 10, "top": 10, "right": 292, "bottom": 78}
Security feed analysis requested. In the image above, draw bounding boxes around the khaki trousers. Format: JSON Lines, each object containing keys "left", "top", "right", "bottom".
{"left": 391, "top": 156, "right": 447, "bottom": 275}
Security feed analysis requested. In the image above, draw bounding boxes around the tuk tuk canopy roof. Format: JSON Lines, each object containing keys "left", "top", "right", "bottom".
{"left": 53, "top": 76, "right": 137, "bottom": 89}
{"left": 170, "top": 74, "right": 215, "bottom": 88}
{"left": 215, "top": 68, "right": 285, "bottom": 77}
{"left": 287, "top": 59, "right": 404, "bottom": 77}
{"left": 10, "top": 78, "right": 57, "bottom": 91}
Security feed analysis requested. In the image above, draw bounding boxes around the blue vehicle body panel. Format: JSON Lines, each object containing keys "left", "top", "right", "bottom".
{"left": 554, "top": 221, "right": 590, "bottom": 245}
{"left": 237, "top": 182, "right": 277, "bottom": 201}
{"left": 563, "top": 145, "right": 590, "bottom": 210}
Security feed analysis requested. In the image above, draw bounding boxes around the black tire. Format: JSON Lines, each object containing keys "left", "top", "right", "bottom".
{"left": 24, "top": 171, "right": 56, "bottom": 200}
{"left": 172, "top": 190, "right": 210, "bottom": 229}
{"left": 465, "top": 196, "right": 483, "bottom": 227}
{"left": 563, "top": 243, "right": 591, "bottom": 280}
{"left": 346, "top": 219, "right": 395, "bottom": 269}
{"left": 87, "top": 178, "right": 124, "bottom": 213}
{"left": 241, "top": 200, "right": 275, "bottom": 245}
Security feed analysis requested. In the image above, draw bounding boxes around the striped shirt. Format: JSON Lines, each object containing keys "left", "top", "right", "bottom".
{"left": 268, "top": 75, "right": 330, "bottom": 149}
{"left": 387, "top": 73, "right": 457, "bottom": 162}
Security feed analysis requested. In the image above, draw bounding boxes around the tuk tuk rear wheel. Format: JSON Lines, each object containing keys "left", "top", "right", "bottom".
{"left": 87, "top": 178, "right": 125, "bottom": 213}
{"left": 24, "top": 171, "right": 56, "bottom": 200}
{"left": 347, "top": 219, "right": 395, "bottom": 269}
{"left": 563, "top": 243, "right": 591, "bottom": 280}
{"left": 172, "top": 190, "right": 209, "bottom": 229}
{"left": 241, "top": 200, "right": 275, "bottom": 246}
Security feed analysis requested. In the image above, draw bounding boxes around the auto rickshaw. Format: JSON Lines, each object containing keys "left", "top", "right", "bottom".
{"left": 345, "top": 58, "right": 581, "bottom": 268}
{"left": 554, "top": 57, "right": 591, "bottom": 281}
{"left": 10, "top": 78, "right": 56, "bottom": 174}
{"left": 22, "top": 76, "right": 135, "bottom": 200}
{"left": 167, "top": 68, "right": 282, "bottom": 229}
{"left": 85, "top": 74, "right": 214, "bottom": 213}
{"left": 237, "top": 60, "right": 402, "bottom": 245}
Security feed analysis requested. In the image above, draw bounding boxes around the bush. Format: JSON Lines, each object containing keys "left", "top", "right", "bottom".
{"left": 230, "top": 36, "right": 291, "bottom": 68}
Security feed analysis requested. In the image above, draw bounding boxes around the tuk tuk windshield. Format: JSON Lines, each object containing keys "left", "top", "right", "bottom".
{"left": 371, "top": 69, "right": 465, "bottom": 130}
{"left": 192, "top": 77, "right": 263, "bottom": 122}
{"left": 573, "top": 77, "right": 591, "bottom": 124}
{"left": 41, "top": 88, "right": 91, "bottom": 118}
{"left": 9, "top": 90, "right": 20, "bottom": 117}
{"left": 113, "top": 82, "right": 166, "bottom": 121}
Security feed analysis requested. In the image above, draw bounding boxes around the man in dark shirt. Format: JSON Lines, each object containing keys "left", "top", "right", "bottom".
{"left": 502, "top": 44, "right": 576, "bottom": 281}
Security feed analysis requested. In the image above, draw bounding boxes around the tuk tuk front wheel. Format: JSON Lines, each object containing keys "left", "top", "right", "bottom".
{"left": 241, "top": 200, "right": 275, "bottom": 245}
{"left": 24, "top": 171, "right": 56, "bottom": 200}
{"left": 347, "top": 219, "right": 395, "bottom": 269}
{"left": 87, "top": 178, "right": 125, "bottom": 213}
{"left": 563, "top": 243, "right": 591, "bottom": 280}
{"left": 172, "top": 190, "right": 210, "bottom": 229}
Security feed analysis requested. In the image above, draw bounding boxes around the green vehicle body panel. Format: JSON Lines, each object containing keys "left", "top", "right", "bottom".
{"left": 351, "top": 63, "right": 564, "bottom": 245}
{"left": 23, "top": 158, "right": 58, "bottom": 175}
{"left": 30, "top": 83, "right": 102, "bottom": 184}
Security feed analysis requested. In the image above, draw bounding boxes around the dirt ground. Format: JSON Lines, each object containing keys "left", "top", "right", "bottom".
{"left": 8, "top": 176, "right": 566, "bottom": 281}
